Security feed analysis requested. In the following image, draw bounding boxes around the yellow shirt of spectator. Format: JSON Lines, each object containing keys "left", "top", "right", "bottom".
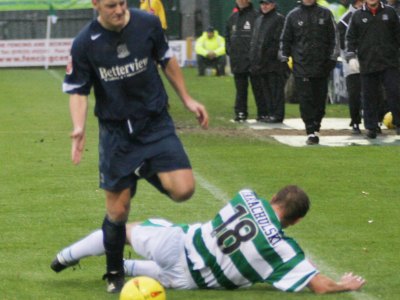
{"left": 195, "top": 30, "right": 226, "bottom": 58}
{"left": 317, "top": 0, "right": 330, "bottom": 9}
{"left": 140, "top": 0, "right": 167, "bottom": 30}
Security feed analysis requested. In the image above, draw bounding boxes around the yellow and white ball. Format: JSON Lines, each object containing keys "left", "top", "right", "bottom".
{"left": 120, "top": 276, "right": 166, "bottom": 300}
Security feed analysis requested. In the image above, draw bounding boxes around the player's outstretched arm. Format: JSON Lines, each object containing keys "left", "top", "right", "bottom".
{"left": 307, "top": 273, "right": 366, "bottom": 294}
{"left": 69, "top": 94, "right": 88, "bottom": 165}
{"left": 163, "top": 56, "right": 209, "bottom": 129}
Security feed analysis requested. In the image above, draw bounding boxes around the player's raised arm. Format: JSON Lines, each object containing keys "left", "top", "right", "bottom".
{"left": 307, "top": 272, "right": 366, "bottom": 294}
{"left": 162, "top": 56, "right": 209, "bottom": 129}
{"left": 69, "top": 94, "right": 88, "bottom": 165}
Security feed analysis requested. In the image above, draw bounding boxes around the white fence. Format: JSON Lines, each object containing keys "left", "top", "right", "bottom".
{"left": 0, "top": 39, "right": 193, "bottom": 68}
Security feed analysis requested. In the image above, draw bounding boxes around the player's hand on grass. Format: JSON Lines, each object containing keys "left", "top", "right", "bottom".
{"left": 70, "top": 128, "right": 85, "bottom": 165}
{"left": 339, "top": 272, "right": 366, "bottom": 291}
{"left": 185, "top": 98, "right": 209, "bottom": 129}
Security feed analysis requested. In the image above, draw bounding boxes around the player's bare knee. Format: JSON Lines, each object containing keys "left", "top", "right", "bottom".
{"left": 170, "top": 186, "right": 195, "bottom": 202}
{"left": 107, "top": 203, "right": 130, "bottom": 222}
{"left": 106, "top": 189, "right": 131, "bottom": 221}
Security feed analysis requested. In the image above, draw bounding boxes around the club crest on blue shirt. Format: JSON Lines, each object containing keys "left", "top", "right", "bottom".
{"left": 117, "top": 43, "right": 130, "bottom": 59}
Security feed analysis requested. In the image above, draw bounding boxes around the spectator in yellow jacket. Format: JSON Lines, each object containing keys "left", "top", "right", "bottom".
{"left": 317, "top": 0, "right": 331, "bottom": 8}
{"left": 317, "top": 0, "right": 347, "bottom": 21}
{"left": 195, "top": 26, "right": 226, "bottom": 76}
{"left": 140, "top": 0, "right": 167, "bottom": 30}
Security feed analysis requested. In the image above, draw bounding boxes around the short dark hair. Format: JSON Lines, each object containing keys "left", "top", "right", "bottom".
{"left": 271, "top": 185, "right": 310, "bottom": 222}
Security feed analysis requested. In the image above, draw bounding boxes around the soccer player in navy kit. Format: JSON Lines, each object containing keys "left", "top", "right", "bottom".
{"left": 55, "top": 0, "right": 208, "bottom": 293}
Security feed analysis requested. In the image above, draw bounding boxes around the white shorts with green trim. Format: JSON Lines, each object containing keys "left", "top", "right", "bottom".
{"left": 130, "top": 218, "right": 197, "bottom": 289}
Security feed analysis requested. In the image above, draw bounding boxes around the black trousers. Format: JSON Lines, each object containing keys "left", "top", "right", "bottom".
{"left": 346, "top": 74, "right": 362, "bottom": 126}
{"left": 294, "top": 76, "right": 328, "bottom": 134}
{"left": 233, "top": 72, "right": 259, "bottom": 117}
{"left": 252, "top": 72, "right": 285, "bottom": 120}
{"left": 361, "top": 68, "right": 400, "bottom": 129}
{"left": 197, "top": 55, "right": 226, "bottom": 76}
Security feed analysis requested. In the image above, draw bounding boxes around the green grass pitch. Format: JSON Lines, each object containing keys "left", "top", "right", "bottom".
{"left": 0, "top": 67, "right": 399, "bottom": 299}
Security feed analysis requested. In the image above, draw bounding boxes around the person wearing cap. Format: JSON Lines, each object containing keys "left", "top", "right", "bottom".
{"left": 346, "top": 0, "right": 400, "bottom": 138}
{"left": 279, "top": 0, "right": 339, "bottom": 145}
{"left": 226, "top": 0, "right": 259, "bottom": 122}
{"left": 195, "top": 26, "right": 227, "bottom": 76}
{"left": 249, "top": 0, "right": 287, "bottom": 123}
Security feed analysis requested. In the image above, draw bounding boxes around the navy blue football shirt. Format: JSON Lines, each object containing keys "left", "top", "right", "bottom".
{"left": 63, "top": 9, "right": 173, "bottom": 126}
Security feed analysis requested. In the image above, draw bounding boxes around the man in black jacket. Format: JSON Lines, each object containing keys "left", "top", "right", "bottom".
{"left": 346, "top": 0, "right": 400, "bottom": 138}
{"left": 226, "top": 0, "right": 259, "bottom": 122}
{"left": 338, "top": 0, "right": 364, "bottom": 135}
{"left": 387, "top": 0, "right": 400, "bottom": 15}
{"left": 280, "top": 0, "right": 339, "bottom": 145}
{"left": 250, "top": 0, "right": 287, "bottom": 123}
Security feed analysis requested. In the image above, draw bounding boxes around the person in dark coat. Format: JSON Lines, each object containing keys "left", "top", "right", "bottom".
{"left": 386, "top": 0, "right": 400, "bottom": 15}
{"left": 226, "top": 0, "right": 259, "bottom": 122}
{"left": 280, "top": 0, "right": 339, "bottom": 145}
{"left": 250, "top": 0, "right": 287, "bottom": 123}
{"left": 337, "top": 0, "right": 364, "bottom": 134}
{"left": 346, "top": 0, "right": 400, "bottom": 138}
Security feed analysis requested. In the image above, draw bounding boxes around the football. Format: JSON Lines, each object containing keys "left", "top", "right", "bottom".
{"left": 120, "top": 276, "right": 166, "bottom": 300}
{"left": 383, "top": 112, "right": 394, "bottom": 129}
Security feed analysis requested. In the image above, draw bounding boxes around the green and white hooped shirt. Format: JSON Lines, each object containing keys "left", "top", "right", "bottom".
{"left": 184, "top": 189, "right": 318, "bottom": 291}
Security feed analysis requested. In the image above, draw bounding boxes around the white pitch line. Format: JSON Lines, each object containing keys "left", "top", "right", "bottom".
{"left": 194, "top": 171, "right": 230, "bottom": 203}
{"left": 195, "top": 171, "right": 375, "bottom": 299}
{"left": 48, "top": 69, "right": 64, "bottom": 83}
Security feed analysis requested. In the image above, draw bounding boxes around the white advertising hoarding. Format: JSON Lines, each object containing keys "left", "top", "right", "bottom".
{"left": 0, "top": 39, "right": 72, "bottom": 67}
{"left": 0, "top": 39, "right": 189, "bottom": 68}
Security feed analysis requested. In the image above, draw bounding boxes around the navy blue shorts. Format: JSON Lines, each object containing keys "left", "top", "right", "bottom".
{"left": 98, "top": 122, "right": 191, "bottom": 194}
